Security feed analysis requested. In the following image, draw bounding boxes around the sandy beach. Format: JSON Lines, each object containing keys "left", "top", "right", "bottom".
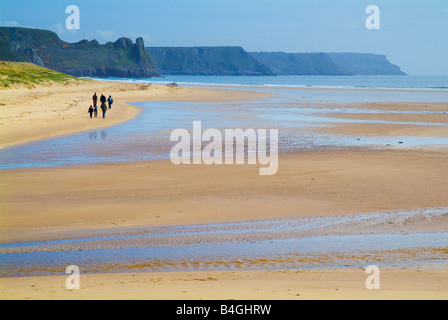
{"left": 2, "top": 149, "right": 448, "bottom": 242}
{"left": 1, "top": 266, "right": 447, "bottom": 300}
{"left": 1, "top": 80, "right": 448, "bottom": 300}
{"left": 0, "top": 80, "right": 270, "bottom": 149}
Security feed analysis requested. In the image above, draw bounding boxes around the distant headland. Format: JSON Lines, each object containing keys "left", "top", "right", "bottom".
{"left": 0, "top": 27, "right": 406, "bottom": 78}
{"left": 0, "top": 27, "right": 160, "bottom": 78}
{"left": 147, "top": 47, "right": 406, "bottom": 76}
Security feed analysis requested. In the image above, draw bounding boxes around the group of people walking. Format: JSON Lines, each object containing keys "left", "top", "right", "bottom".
{"left": 88, "top": 93, "right": 114, "bottom": 119}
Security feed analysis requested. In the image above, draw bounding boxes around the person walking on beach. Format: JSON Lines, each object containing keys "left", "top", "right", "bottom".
{"left": 107, "top": 95, "right": 113, "bottom": 109}
{"left": 88, "top": 105, "right": 94, "bottom": 119}
{"left": 92, "top": 93, "right": 98, "bottom": 107}
{"left": 101, "top": 102, "right": 108, "bottom": 118}
{"left": 94, "top": 104, "right": 98, "bottom": 118}
{"left": 100, "top": 94, "right": 106, "bottom": 106}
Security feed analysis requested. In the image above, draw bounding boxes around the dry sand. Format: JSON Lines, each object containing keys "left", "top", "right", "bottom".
{"left": 1, "top": 81, "right": 447, "bottom": 300}
{"left": 1, "top": 266, "right": 447, "bottom": 300}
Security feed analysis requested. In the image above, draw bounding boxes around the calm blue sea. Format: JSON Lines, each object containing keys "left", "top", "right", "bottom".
{"left": 97, "top": 75, "right": 448, "bottom": 90}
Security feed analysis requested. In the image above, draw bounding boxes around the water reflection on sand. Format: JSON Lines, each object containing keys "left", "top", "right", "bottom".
{"left": 1, "top": 87, "right": 447, "bottom": 170}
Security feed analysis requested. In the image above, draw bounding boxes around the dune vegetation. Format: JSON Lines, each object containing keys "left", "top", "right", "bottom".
{"left": 0, "top": 61, "right": 85, "bottom": 89}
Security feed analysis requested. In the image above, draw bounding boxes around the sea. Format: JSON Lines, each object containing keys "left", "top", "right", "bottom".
{"left": 100, "top": 75, "right": 448, "bottom": 91}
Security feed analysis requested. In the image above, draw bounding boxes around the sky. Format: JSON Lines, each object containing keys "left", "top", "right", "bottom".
{"left": 1, "top": 0, "right": 447, "bottom": 75}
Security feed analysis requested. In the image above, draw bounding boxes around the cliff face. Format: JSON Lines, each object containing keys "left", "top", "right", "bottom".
{"left": 147, "top": 46, "right": 274, "bottom": 76}
{"left": 326, "top": 53, "right": 406, "bottom": 75}
{"left": 0, "top": 27, "right": 406, "bottom": 78}
{"left": 250, "top": 52, "right": 352, "bottom": 75}
{"left": 147, "top": 46, "right": 406, "bottom": 76}
{"left": 250, "top": 52, "right": 406, "bottom": 76}
{"left": 0, "top": 27, "right": 160, "bottom": 78}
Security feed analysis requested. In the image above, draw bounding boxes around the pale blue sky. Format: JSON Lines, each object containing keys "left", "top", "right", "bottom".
{"left": 1, "top": 0, "right": 447, "bottom": 75}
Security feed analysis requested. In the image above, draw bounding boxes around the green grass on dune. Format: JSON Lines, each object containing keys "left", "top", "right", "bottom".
{"left": 0, "top": 61, "right": 85, "bottom": 89}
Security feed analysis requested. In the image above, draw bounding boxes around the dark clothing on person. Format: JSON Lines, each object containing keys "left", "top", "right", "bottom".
{"left": 107, "top": 96, "right": 113, "bottom": 109}
{"left": 100, "top": 95, "right": 106, "bottom": 104}
{"left": 88, "top": 106, "right": 94, "bottom": 118}
{"left": 101, "top": 103, "right": 107, "bottom": 118}
{"left": 94, "top": 105, "right": 98, "bottom": 118}
{"left": 93, "top": 94, "right": 98, "bottom": 107}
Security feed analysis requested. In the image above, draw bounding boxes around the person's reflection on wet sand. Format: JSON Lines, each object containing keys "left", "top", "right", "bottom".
{"left": 89, "top": 131, "right": 98, "bottom": 140}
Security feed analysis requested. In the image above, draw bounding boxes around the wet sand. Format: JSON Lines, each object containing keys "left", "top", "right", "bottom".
{"left": 1, "top": 150, "right": 448, "bottom": 243}
{"left": 319, "top": 101, "right": 448, "bottom": 137}
{"left": 1, "top": 150, "right": 448, "bottom": 300}
{"left": 0, "top": 80, "right": 270, "bottom": 149}
{"left": 1, "top": 208, "right": 446, "bottom": 279}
